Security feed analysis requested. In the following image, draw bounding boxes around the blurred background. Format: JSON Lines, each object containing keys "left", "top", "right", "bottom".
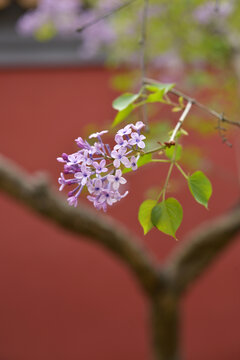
{"left": 0, "top": 1, "right": 240, "bottom": 359}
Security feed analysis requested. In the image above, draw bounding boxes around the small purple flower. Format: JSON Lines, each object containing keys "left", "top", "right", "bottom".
{"left": 114, "top": 134, "right": 128, "bottom": 150}
{"left": 114, "top": 190, "right": 129, "bottom": 201}
{"left": 117, "top": 124, "right": 132, "bottom": 137}
{"left": 58, "top": 172, "right": 67, "bottom": 191}
{"left": 87, "top": 195, "right": 108, "bottom": 212}
{"left": 131, "top": 121, "right": 145, "bottom": 131}
{"left": 75, "top": 137, "right": 91, "bottom": 150}
{"left": 58, "top": 172, "right": 77, "bottom": 190}
{"left": 129, "top": 132, "right": 146, "bottom": 149}
{"left": 80, "top": 150, "right": 92, "bottom": 165}
{"left": 99, "top": 190, "right": 117, "bottom": 206}
{"left": 107, "top": 169, "right": 127, "bottom": 190}
{"left": 89, "top": 130, "right": 108, "bottom": 139}
{"left": 130, "top": 156, "right": 139, "bottom": 171}
{"left": 67, "top": 196, "right": 78, "bottom": 207}
{"left": 68, "top": 152, "right": 82, "bottom": 165}
{"left": 87, "top": 178, "right": 103, "bottom": 195}
{"left": 111, "top": 147, "right": 131, "bottom": 168}
{"left": 92, "top": 142, "right": 104, "bottom": 155}
{"left": 193, "top": 1, "right": 233, "bottom": 24}
{"left": 57, "top": 152, "right": 68, "bottom": 163}
{"left": 75, "top": 164, "right": 92, "bottom": 185}
{"left": 93, "top": 159, "right": 108, "bottom": 174}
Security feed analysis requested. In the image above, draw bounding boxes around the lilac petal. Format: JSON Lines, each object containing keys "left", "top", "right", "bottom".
{"left": 89, "top": 130, "right": 108, "bottom": 139}
{"left": 119, "top": 177, "right": 127, "bottom": 184}
{"left": 107, "top": 174, "right": 115, "bottom": 182}
{"left": 132, "top": 121, "right": 145, "bottom": 131}
{"left": 121, "top": 157, "right": 131, "bottom": 168}
{"left": 115, "top": 134, "right": 123, "bottom": 144}
{"left": 115, "top": 169, "right": 122, "bottom": 177}
{"left": 112, "top": 181, "right": 120, "bottom": 191}
{"left": 128, "top": 139, "right": 135, "bottom": 146}
{"left": 131, "top": 132, "right": 138, "bottom": 139}
{"left": 74, "top": 172, "right": 83, "bottom": 179}
{"left": 99, "top": 194, "right": 106, "bottom": 204}
{"left": 67, "top": 196, "right": 78, "bottom": 207}
{"left": 81, "top": 177, "right": 88, "bottom": 186}
{"left": 119, "top": 147, "right": 127, "bottom": 155}
{"left": 111, "top": 150, "right": 118, "bottom": 159}
{"left": 100, "top": 159, "right": 106, "bottom": 167}
{"left": 113, "top": 159, "right": 120, "bottom": 168}
{"left": 138, "top": 141, "right": 145, "bottom": 149}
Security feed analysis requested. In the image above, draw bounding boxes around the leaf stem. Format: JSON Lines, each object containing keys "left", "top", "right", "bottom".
{"left": 175, "top": 163, "right": 188, "bottom": 180}
{"left": 144, "top": 145, "right": 166, "bottom": 155}
{"left": 162, "top": 162, "right": 174, "bottom": 201}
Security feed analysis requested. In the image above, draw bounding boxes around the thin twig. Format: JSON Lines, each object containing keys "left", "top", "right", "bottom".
{"left": 144, "top": 77, "right": 240, "bottom": 128}
{"left": 169, "top": 101, "right": 192, "bottom": 143}
{"left": 76, "top": 0, "right": 138, "bottom": 32}
{"left": 216, "top": 114, "right": 232, "bottom": 147}
{"left": 140, "top": 0, "right": 149, "bottom": 128}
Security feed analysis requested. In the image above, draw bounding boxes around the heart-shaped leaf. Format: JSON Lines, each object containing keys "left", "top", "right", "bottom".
{"left": 188, "top": 171, "right": 212, "bottom": 208}
{"left": 138, "top": 199, "right": 157, "bottom": 235}
{"left": 112, "top": 93, "right": 139, "bottom": 111}
{"left": 151, "top": 198, "right": 183, "bottom": 239}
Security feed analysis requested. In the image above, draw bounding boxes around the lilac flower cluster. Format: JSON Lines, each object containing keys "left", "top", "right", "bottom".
{"left": 193, "top": 1, "right": 233, "bottom": 25}
{"left": 57, "top": 121, "right": 146, "bottom": 211}
{"left": 16, "top": 0, "right": 116, "bottom": 58}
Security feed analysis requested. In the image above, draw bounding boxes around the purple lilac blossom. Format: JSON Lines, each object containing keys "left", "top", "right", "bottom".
{"left": 17, "top": 0, "right": 116, "bottom": 59}
{"left": 193, "top": 1, "right": 233, "bottom": 24}
{"left": 129, "top": 132, "right": 146, "bottom": 149}
{"left": 57, "top": 121, "right": 146, "bottom": 211}
{"left": 107, "top": 169, "right": 127, "bottom": 190}
{"left": 114, "top": 134, "right": 128, "bottom": 150}
{"left": 129, "top": 155, "right": 139, "bottom": 171}
{"left": 111, "top": 147, "right": 131, "bottom": 168}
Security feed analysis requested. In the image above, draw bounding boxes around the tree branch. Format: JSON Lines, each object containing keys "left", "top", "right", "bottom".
{"left": 164, "top": 204, "right": 240, "bottom": 295}
{"left": 169, "top": 101, "right": 192, "bottom": 143}
{"left": 144, "top": 77, "right": 240, "bottom": 128}
{"left": 0, "top": 154, "right": 161, "bottom": 295}
{"left": 76, "top": 0, "right": 138, "bottom": 32}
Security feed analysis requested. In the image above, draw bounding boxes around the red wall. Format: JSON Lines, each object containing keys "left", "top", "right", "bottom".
{"left": 0, "top": 68, "right": 239, "bottom": 360}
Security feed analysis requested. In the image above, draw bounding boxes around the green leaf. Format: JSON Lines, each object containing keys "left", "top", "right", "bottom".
{"left": 151, "top": 198, "right": 183, "bottom": 239}
{"left": 145, "top": 83, "right": 175, "bottom": 94}
{"left": 165, "top": 144, "right": 182, "bottom": 161}
{"left": 138, "top": 200, "right": 157, "bottom": 235}
{"left": 112, "top": 93, "right": 139, "bottom": 111}
{"left": 111, "top": 104, "right": 133, "bottom": 127}
{"left": 179, "top": 96, "right": 184, "bottom": 107}
{"left": 122, "top": 154, "right": 152, "bottom": 174}
{"left": 172, "top": 107, "right": 182, "bottom": 112}
{"left": 188, "top": 171, "right": 212, "bottom": 208}
{"left": 146, "top": 90, "right": 165, "bottom": 103}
